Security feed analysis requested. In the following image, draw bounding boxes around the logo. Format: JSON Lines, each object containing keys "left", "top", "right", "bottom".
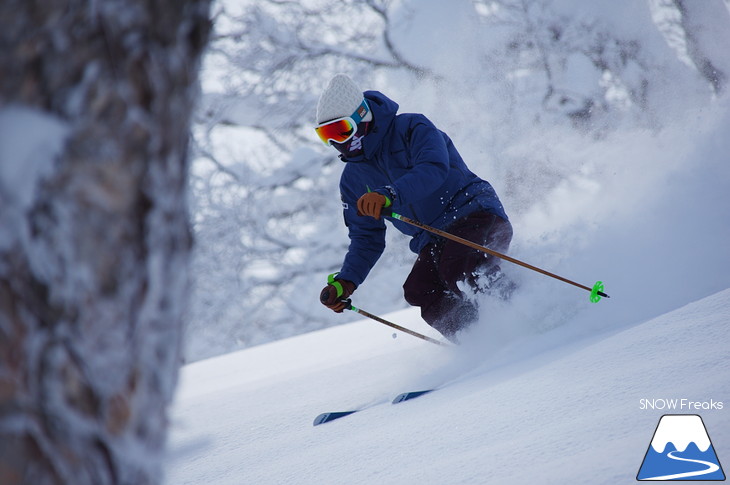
{"left": 637, "top": 414, "right": 725, "bottom": 481}
{"left": 640, "top": 399, "right": 724, "bottom": 411}
{"left": 348, "top": 133, "right": 364, "bottom": 152}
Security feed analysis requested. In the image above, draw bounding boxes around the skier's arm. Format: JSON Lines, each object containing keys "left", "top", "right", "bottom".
{"left": 336, "top": 191, "right": 386, "bottom": 287}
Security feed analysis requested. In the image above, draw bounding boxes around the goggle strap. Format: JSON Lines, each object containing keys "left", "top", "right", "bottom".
{"left": 350, "top": 99, "right": 370, "bottom": 124}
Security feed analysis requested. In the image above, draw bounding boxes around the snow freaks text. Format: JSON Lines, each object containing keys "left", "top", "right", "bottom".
{"left": 639, "top": 399, "right": 724, "bottom": 411}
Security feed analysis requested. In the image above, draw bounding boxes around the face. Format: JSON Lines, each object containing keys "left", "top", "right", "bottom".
{"left": 332, "top": 122, "right": 369, "bottom": 157}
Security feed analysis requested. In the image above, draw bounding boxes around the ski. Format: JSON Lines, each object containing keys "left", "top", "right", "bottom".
{"left": 313, "top": 389, "right": 436, "bottom": 426}
{"left": 391, "top": 389, "right": 434, "bottom": 403}
{"left": 313, "top": 410, "right": 358, "bottom": 426}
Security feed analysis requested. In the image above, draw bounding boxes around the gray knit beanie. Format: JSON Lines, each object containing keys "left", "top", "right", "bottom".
{"left": 316, "top": 74, "right": 373, "bottom": 124}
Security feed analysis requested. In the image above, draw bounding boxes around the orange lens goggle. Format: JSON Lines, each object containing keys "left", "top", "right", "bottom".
{"left": 315, "top": 99, "right": 370, "bottom": 146}
{"left": 315, "top": 117, "right": 357, "bottom": 146}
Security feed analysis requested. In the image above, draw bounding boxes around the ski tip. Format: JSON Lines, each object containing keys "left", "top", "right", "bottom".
{"left": 313, "top": 410, "right": 357, "bottom": 426}
{"left": 392, "top": 390, "right": 434, "bottom": 404}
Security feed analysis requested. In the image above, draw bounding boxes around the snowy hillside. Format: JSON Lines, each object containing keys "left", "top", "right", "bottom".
{"left": 165, "top": 288, "right": 730, "bottom": 484}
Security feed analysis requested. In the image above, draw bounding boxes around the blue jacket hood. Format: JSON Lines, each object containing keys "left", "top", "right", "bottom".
{"left": 336, "top": 90, "right": 400, "bottom": 164}
{"left": 362, "top": 91, "right": 399, "bottom": 160}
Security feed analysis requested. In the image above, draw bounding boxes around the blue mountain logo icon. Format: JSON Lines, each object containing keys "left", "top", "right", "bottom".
{"left": 637, "top": 414, "right": 725, "bottom": 481}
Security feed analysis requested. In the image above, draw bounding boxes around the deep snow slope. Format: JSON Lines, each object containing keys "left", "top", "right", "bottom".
{"left": 165, "top": 288, "right": 729, "bottom": 485}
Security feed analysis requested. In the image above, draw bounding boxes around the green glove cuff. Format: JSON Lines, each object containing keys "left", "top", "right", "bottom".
{"left": 366, "top": 186, "right": 392, "bottom": 208}
{"left": 327, "top": 272, "right": 344, "bottom": 298}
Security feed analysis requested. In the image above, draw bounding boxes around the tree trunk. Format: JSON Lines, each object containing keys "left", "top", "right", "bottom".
{"left": 0, "top": 1, "right": 210, "bottom": 484}
{"left": 674, "top": 0, "right": 730, "bottom": 95}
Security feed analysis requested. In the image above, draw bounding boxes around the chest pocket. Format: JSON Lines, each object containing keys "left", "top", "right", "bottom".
{"left": 385, "top": 119, "right": 415, "bottom": 173}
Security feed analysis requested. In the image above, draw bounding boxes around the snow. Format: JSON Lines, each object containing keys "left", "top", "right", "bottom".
{"left": 0, "top": 105, "right": 69, "bottom": 263}
{"left": 165, "top": 288, "right": 730, "bottom": 484}
{"left": 0, "top": 105, "right": 68, "bottom": 210}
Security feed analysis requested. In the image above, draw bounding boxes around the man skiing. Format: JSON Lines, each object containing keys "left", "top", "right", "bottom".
{"left": 316, "top": 74, "right": 512, "bottom": 341}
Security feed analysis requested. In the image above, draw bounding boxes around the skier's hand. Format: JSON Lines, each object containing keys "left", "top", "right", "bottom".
{"left": 320, "top": 279, "right": 356, "bottom": 313}
{"left": 356, "top": 192, "right": 388, "bottom": 220}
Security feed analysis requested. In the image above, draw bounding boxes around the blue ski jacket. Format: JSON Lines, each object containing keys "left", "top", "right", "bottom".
{"left": 336, "top": 90, "right": 508, "bottom": 287}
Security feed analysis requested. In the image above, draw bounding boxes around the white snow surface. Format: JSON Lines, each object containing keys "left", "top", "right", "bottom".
{"left": 166, "top": 288, "right": 730, "bottom": 484}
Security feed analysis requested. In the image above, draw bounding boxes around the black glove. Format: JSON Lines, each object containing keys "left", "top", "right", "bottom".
{"left": 320, "top": 276, "right": 356, "bottom": 313}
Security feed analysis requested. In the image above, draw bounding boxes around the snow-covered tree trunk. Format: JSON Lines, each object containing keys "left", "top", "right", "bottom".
{"left": 672, "top": 0, "right": 730, "bottom": 95}
{"left": 0, "top": 1, "right": 210, "bottom": 484}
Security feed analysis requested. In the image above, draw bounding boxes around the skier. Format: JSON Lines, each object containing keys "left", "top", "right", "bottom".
{"left": 316, "top": 74, "right": 513, "bottom": 341}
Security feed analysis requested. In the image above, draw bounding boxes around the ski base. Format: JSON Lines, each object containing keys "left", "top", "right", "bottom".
{"left": 313, "top": 410, "right": 358, "bottom": 426}
{"left": 391, "top": 389, "right": 433, "bottom": 403}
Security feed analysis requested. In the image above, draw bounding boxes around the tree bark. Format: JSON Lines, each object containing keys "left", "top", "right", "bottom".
{"left": 0, "top": 1, "right": 210, "bottom": 484}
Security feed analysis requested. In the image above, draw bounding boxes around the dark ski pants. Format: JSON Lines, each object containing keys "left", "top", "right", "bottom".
{"left": 402, "top": 211, "right": 513, "bottom": 340}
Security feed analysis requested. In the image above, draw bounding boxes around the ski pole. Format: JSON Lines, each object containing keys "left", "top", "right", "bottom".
{"left": 384, "top": 211, "right": 610, "bottom": 302}
{"left": 344, "top": 300, "right": 449, "bottom": 346}
{"left": 321, "top": 285, "right": 448, "bottom": 346}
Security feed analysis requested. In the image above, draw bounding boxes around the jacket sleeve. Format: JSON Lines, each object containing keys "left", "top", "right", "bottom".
{"left": 375, "top": 115, "right": 451, "bottom": 206}
{"left": 336, "top": 183, "right": 386, "bottom": 287}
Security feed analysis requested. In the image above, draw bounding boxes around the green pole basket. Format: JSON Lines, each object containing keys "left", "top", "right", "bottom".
{"left": 590, "top": 281, "right": 605, "bottom": 303}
